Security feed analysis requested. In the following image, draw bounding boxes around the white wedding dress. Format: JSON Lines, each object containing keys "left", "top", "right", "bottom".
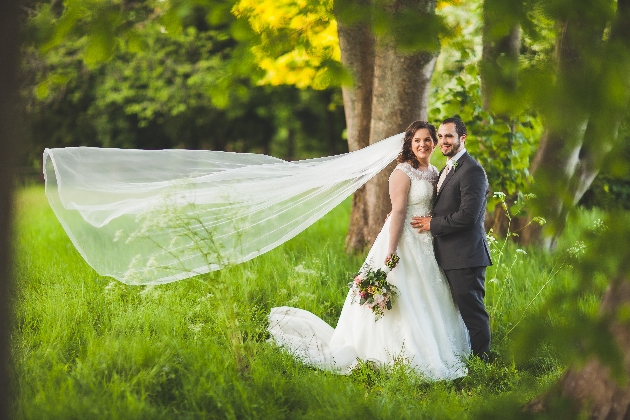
{"left": 268, "top": 163, "right": 471, "bottom": 380}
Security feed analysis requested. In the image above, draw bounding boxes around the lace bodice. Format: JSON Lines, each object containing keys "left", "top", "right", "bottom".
{"left": 391, "top": 162, "right": 438, "bottom": 219}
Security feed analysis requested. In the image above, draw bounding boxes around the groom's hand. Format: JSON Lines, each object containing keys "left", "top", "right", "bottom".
{"left": 411, "top": 216, "right": 432, "bottom": 233}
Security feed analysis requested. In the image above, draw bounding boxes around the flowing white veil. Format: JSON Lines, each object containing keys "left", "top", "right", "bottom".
{"left": 43, "top": 133, "right": 404, "bottom": 285}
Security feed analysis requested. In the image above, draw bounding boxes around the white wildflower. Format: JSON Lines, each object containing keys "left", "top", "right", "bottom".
{"left": 294, "top": 264, "right": 317, "bottom": 276}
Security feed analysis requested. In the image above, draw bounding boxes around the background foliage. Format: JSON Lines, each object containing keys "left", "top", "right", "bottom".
{"left": 14, "top": 0, "right": 630, "bottom": 416}
{"left": 20, "top": 0, "right": 630, "bottom": 211}
{"left": 21, "top": 0, "right": 348, "bottom": 169}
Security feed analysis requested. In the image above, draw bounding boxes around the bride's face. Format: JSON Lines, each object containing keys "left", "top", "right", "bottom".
{"left": 411, "top": 128, "right": 436, "bottom": 163}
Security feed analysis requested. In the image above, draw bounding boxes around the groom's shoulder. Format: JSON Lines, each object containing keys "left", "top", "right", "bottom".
{"left": 461, "top": 151, "right": 484, "bottom": 170}
{"left": 461, "top": 152, "right": 488, "bottom": 181}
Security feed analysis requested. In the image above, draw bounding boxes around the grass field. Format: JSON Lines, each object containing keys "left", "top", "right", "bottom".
{"left": 11, "top": 185, "right": 605, "bottom": 419}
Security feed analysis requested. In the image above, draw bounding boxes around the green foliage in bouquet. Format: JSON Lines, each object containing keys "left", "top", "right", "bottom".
{"left": 348, "top": 254, "right": 400, "bottom": 321}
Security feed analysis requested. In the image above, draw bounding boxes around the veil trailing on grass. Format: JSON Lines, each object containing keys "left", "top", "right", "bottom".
{"left": 43, "top": 133, "right": 404, "bottom": 285}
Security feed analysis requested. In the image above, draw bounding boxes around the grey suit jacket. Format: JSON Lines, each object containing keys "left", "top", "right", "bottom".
{"left": 430, "top": 152, "right": 492, "bottom": 270}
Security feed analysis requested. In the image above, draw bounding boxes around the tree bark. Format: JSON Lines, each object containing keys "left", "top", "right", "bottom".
{"left": 340, "top": 0, "right": 438, "bottom": 251}
{"left": 560, "top": 280, "right": 630, "bottom": 419}
{"left": 336, "top": 7, "right": 376, "bottom": 252}
{"left": 528, "top": 17, "right": 595, "bottom": 247}
{"left": 525, "top": 2, "right": 630, "bottom": 415}
{"left": 566, "top": 0, "right": 630, "bottom": 208}
{"left": 0, "top": 0, "right": 21, "bottom": 418}
{"left": 528, "top": 278, "right": 630, "bottom": 419}
{"left": 522, "top": 0, "right": 630, "bottom": 248}
{"left": 365, "top": 36, "right": 436, "bottom": 244}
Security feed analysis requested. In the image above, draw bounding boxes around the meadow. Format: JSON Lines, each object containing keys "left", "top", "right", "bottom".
{"left": 11, "top": 185, "right": 606, "bottom": 419}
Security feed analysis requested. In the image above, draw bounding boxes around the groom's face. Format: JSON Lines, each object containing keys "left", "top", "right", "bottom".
{"left": 438, "top": 123, "right": 465, "bottom": 157}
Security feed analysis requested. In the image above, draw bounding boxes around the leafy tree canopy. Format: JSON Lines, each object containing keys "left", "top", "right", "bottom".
{"left": 233, "top": 0, "right": 349, "bottom": 89}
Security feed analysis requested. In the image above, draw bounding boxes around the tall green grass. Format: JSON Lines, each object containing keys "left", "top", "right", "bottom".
{"left": 12, "top": 186, "right": 602, "bottom": 418}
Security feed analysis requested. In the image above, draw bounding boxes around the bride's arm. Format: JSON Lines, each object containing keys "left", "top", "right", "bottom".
{"left": 387, "top": 170, "right": 411, "bottom": 259}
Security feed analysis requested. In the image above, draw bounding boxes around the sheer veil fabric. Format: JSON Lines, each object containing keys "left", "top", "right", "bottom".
{"left": 43, "top": 133, "right": 404, "bottom": 285}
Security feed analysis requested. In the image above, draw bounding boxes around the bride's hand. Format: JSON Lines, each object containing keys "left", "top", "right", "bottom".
{"left": 384, "top": 252, "right": 399, "bottom": 268}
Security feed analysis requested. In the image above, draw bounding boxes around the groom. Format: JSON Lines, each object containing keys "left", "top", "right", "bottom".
{"left": 411, "top": 117, "right": 492, "bottom": 360}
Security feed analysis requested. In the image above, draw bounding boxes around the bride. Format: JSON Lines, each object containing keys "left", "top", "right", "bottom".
{"left": 43, "top": 119, "right": 470, "bottom": 379}
{"left": 268, "top": 121, "right": 471, "bottom": 379}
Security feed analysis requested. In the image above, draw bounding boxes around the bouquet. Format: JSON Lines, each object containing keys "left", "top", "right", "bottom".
{"left": 348, "top": 253, "right": 400, "bottom": 321}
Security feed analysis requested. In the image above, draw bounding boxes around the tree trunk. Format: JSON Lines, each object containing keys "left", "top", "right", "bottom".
{"left": 523, "top": 0, "right": 630, "bottom": 248}
{"left": 365, "top": 36, "right": 436, "bottom": 244}
{"left": 528, "top": 278, "right": 630, "bottom": 419}
{"left": 336, "top": 5, "right": 376, "bottom": 252}
{"left": 340, "top": 0, "right": 438, "bottom": 251}
{"left": 519, "top": 16, "right": 599, "bottom": 248}
{"left": 558, "top": 9, "right": 630, "bottom": 413}
{"left": 565, "top": 0, "right": 630, "bottom": 209}
{"left": 559, "top": 279, "right": 630, "bottom": 419}
{"left": 526, "top": 2, "right": 630, "bottom": 414}
{"left": 0, "top": 0, "right": 20, "bottom": 418}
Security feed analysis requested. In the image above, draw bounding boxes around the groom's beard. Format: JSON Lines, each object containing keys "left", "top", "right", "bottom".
{"left": 440, "top": 139, "right": 462, "bottom": 157}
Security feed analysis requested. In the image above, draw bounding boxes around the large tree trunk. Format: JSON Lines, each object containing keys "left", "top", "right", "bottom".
{"left": 336, "top": 9, "right": 376, "bottom": 252}
{"left": 527, "top": 277, "right": 630, "bottom": 419}
{"left": 526, "top": 1, "right": 630, "bottom": 414}
{"left": 340, "top": 0, "right": 438, "bottom": 251}
{"left": 365, "top": 35, "right": 436, "bottom": 244}
{"left": 565, "top": 0, "right": 630, "bottom": 208}
{"left": 559, "top": 279, "right": 630, "bottom": 419}
{"left": 0, "top": 0, "right": 20, "bottom": 418}
{"left": 552, "top": 6, "right": 630, "bottom": 412}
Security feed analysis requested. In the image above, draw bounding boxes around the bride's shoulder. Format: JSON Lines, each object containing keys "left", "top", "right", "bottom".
{"left": 391, "top": 162, "right": 438, "bottom": 183}
{"left": 391, "top": 162, "right": 414, "bottom": 180}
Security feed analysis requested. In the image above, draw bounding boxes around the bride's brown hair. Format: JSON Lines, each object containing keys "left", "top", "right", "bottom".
{"left": 397, "top": 120, "right": 438, "bottom": 169}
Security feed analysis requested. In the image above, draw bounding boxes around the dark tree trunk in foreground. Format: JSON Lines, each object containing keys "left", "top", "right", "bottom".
{"left": 550, "top": 2, "right": 630, "bottom": 412}
{"left": 560, "top": 280, "right": 630, "bottom": 418}
{"left": 0, "top": 0, "right": 21, "bottom": 418}
{"left": 338, "top": 0, "right": 438, "bottom": 252}
{"left": 528, "top": 278, "right": 630, "bottom": 419}
{"left": 526, "top": 3, "right": 630, "bottom": 414}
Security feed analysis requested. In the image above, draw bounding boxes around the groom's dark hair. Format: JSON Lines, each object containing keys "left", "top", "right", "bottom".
{"left": 442, "top": 117, "right": 467, "bottom": 138}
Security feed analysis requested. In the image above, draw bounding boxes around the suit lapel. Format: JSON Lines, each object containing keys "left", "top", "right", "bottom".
{"left": 435, "top": 152, "right": 469, "bottom": 201}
